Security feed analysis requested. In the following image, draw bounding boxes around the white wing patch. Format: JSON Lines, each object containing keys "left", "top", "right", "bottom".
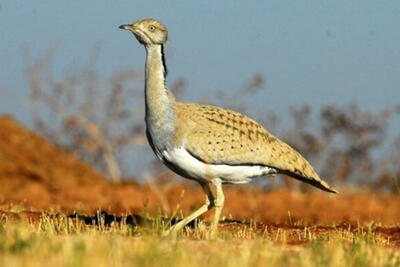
{"left": 162, "top": 147, "right": 275, "bottom": 184}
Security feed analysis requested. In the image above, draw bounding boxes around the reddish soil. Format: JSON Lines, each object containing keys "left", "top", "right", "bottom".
{"left": 1, "top": 114, "right": 399, "bottom": 229}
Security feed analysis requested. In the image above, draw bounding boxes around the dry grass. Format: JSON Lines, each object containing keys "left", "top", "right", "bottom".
{"left": 0, "top": 209, "right": 399, "bottom": 267}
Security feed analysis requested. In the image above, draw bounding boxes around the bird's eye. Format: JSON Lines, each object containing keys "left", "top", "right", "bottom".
{"left": 148, "top": 25, "right": 156, "bottom": 32}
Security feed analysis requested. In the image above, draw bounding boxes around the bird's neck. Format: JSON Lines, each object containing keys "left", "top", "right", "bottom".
{"left": 144, "top": 44, "right": 175, "bottom": 144}
{"left": 145, "top": 44, "right": 168, "bottom": 95}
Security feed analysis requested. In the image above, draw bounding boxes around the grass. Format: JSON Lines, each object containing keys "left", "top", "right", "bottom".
{"left": 0, "top": 211, "right": 399, "bottom": 267}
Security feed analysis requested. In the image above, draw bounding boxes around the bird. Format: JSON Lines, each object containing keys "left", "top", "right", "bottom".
{"left": 119, "top": 18, "right": 337, "bottom": 237}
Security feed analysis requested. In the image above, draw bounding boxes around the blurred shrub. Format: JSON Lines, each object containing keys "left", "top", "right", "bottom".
{"left": 281, "top": 104, "right": 400, "bottom": 192}
{"left": 25, "top": 48, "right": 146, "bottom": 181}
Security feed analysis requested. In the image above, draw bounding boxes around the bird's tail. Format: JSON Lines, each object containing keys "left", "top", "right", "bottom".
{"left": 281, "top": 169, "right": 338, "bottom": 193}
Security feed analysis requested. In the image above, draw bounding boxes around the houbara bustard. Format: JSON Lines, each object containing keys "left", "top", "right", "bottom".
{"left": 119, "top": 18, "right": 337, "bottom": 237}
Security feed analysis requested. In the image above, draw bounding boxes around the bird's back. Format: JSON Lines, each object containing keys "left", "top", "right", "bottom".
{"left": 172, "top": 101, "right": 337, "bottom": 193}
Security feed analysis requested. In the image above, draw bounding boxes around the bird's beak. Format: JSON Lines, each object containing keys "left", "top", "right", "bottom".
{"left": 119, "top": 24, "right": 134, "bottom": 30}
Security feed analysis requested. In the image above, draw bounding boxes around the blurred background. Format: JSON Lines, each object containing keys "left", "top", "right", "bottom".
{"left": 1, "top": 0, "right": 400, "bottom": 193}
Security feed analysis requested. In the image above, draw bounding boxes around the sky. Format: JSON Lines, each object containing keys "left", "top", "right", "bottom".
{"left": 0, "top": 0, "right": 399, "bottom": 177}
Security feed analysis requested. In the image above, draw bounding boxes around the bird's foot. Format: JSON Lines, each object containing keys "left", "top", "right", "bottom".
{"left": 206, "top": 223, "right": 220, "bottom": 240}
{"left": 162, "top": 224, "right": 182, "bottom": 238}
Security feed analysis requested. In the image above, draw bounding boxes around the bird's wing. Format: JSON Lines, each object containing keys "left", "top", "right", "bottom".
{"left": 173, "top": 102, "right": 337, "bottom": 193}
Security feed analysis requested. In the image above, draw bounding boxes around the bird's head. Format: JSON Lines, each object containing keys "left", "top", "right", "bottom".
{"left": 119, "top": 18, "right": 168, "bottom": 45}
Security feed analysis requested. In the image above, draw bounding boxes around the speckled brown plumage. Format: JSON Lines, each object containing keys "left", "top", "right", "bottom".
{"left": 173, "top": 102, "right": 337, "bottom": 193}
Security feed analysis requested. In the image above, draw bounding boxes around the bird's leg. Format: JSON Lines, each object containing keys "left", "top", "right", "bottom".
{"left": 209, "top": 180, "right": 225, "bottom": 239}
{"left": 164, "top": 182, "right": 215, "bottom": 237}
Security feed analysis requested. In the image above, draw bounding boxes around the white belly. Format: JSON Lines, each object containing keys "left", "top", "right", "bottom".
{"left": 162, "top": 147, "right": 275, "bottom": 184}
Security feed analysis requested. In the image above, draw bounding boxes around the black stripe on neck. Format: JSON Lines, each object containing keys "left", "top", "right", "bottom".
{"left": 161, "top": 44, "right": 168, "bottom": 77}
